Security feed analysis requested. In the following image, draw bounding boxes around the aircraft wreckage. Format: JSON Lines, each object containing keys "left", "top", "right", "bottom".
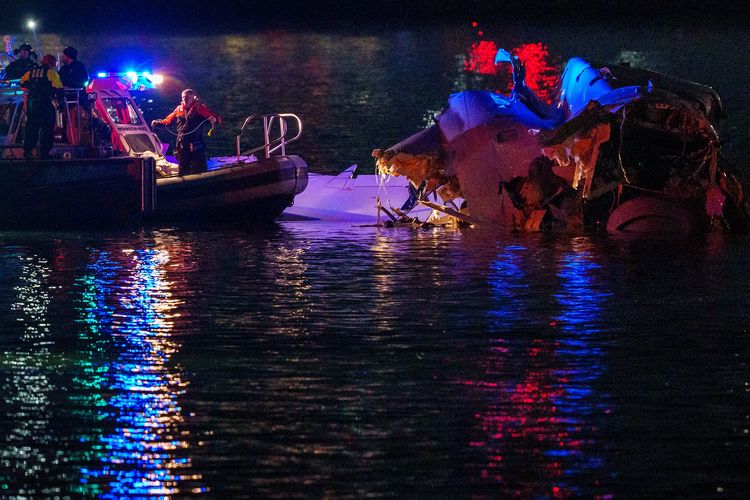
{"left": 369, "top": 49, "right": 748, "bottom": 234}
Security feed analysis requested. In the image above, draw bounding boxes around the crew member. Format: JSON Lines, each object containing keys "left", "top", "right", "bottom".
{"left": 151, "top": 89, "right": 221, "bottom": 175}
{"left": 5, "top": 42, "right": 37, "bottom": 80}
{"left": 20, "top": 54, "right": 63, "bottom": 160}
{"left": 59, "top": 46, "right": 90, "bottom": 144}
{"left": 59, "top": 46, "right": 88, "bottom": 89}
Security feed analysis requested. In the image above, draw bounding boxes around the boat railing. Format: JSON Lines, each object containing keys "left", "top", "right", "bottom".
{"left": 236, "top": 113, "right": 302, "bottom": 162}
{"left": 0, "top": 85, "right": 23, "bottom": 138}
{"left": 60, "top": 88, "right": 91, "bottom": 146}
{"left": 1, "top": 84, "right": 96, "bottom": 157}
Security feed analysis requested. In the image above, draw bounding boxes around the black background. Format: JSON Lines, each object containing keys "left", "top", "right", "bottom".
{"left": 4, "top": 0, "right": 746, "bottom": 33}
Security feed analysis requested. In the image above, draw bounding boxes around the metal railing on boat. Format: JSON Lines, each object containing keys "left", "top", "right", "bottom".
{"left": 235, "top": 113, "right": 302, "bottom": 163}
{"left": 60, "top": 88, "right": 92, "bottom": 146}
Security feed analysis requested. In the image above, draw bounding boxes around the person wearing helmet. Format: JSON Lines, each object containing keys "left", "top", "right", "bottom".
{"left": 5, "top": 42, "right": 38, "bottom": 80}
{"left": 20, "top": 54, "right": 63, "bottom": 160}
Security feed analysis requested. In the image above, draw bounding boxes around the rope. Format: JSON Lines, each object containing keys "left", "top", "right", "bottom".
{"left": 617, "top": 106, "right": 631, "bottom": 184}
{"left": 153, "top": 117, "right": 213, "bottom": 137}
{"left": 374, "top": 156, "right": 398, "bottom": 212}
{"left": 376, "top": 167, "right": 414, "bottom": 218}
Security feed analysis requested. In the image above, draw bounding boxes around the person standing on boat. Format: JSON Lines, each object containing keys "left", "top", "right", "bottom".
{"left": 151, "top": 89, "right": 221, "bottom": 175}
{"left": 59, "top": 46, "right": 88, "bottom": 90}
{"left": 20, "top": 54, "right": 63, "bottom": 160}
{"left": 5, "top": 43, "right": 38, "bottom": 80}
{"left": 59, "top": 46, "right": 90, "bottom": 145}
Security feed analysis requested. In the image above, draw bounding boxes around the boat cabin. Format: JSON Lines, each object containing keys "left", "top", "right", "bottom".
{"left": 0, "top": 75, "right": 166, "bottom": 162}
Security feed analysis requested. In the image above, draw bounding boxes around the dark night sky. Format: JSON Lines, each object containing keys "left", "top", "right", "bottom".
{"left": 4, "top": 0, "right": 747, "bottom": 33}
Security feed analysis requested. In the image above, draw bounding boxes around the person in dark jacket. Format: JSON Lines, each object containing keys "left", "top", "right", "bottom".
{"left": 59, "top": 46, "right": 88, "bottom": 89}
{"left": 151, "top": 89, "right": 221, "bottom": 175}
{"left": 20, "top": 54, "right": 63, "bottom": 160}
{"left": 5, "top": 43, "right": 37, "bottom": 80}
{"left": 59, "top": 46, "right": 90, "bottom": 144}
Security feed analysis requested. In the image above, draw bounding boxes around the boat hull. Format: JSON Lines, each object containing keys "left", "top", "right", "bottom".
{"left": 0, "top": 156, "right": 156, "bottom": 228}
{"left": 153, "top": 155, "right": 308, "bottom": 222}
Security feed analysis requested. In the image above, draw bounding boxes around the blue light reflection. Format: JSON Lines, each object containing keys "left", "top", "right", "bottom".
{"left": 75, "top": 246, "right": 203, "bottom": 497}
{"left": 467, "top": 240, "right": 614, "bottom": 497}
{"left": 487, "top": 245, "right": 529, "bottom": 331}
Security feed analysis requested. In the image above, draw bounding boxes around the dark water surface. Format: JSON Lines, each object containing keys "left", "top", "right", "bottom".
{"left": 1, "top": 226, "right": 749, "bottom": 497}
{"left": 27, "top": 21, "right": 750, "bottom": 172}
{"left": 2, "top": 22, "right": 750, "bottom": 498}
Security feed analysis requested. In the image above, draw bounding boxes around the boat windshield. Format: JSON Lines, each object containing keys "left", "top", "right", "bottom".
{"left": 100, "top": 97, "right": 142, "bottom": 125}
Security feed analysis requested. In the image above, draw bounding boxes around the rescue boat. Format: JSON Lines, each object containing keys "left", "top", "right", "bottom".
{"left": 0, "top": 73, "right": 308, "bottom": 227}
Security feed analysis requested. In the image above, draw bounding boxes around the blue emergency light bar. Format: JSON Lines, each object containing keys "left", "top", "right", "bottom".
{"left": 93, "top": 71, "right": 165, "bottom": 89}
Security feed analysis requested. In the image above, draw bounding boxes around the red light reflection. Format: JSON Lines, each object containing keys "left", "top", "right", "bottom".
{"left": 464, "top": 40, "right": 500, "bottom": 76}
{"left": 511, "top": 42, "right": 561, "bottom": 104}
{"left": 464, "top": 39, "right": 561, "bottom": 104}
{"left": 461, "top": 340, "right": 571, "bottom": 497}
{"left": 460, "top": 245, "right": 614, "bottom": 497}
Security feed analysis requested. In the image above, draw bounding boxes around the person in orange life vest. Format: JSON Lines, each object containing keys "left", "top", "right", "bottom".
{"left": 20, "top": 54, "right": 63, "bottom": 160}
{"left": 151, "top": 88, "right": 221, "bottom": 175}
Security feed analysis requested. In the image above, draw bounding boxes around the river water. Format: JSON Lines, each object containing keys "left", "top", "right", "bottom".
{"left": 1, "top": 21, "right": 749, "bottom": 498}
{"left": 28, "top": 20, "right": 750, "bottom": 171}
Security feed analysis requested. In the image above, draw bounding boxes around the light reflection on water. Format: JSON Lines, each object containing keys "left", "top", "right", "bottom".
{"left": 74, "top": 240, "right": 203, "bottom": 496}
{"left": 0, "top": 238, "right": 203, "bottom": 497}
{"left": 0, "top": 225, "right": 749, "bottom": 498}
{"left": 462, "top": 237, "right": 612, "bottom": 498}
{"left": 1, "top": 255, "right": 59, "bottom": 496}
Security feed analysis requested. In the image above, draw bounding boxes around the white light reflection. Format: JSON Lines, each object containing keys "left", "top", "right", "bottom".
{"left": 369, "top": 228, "right": 450, "bottom": 333}
{"left": 422, "top": 108, "right": 442, "bottom": 127}
{"left": 267, "top": 243, "right": 312, "bottom": 337}
{"left": 1, "top": 255, "right": 61, "bottom": 496}
{"left": 615, "top": 50, "right": 648, "bottom": 68}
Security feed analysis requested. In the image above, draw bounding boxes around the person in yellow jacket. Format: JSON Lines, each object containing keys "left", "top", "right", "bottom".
{"left": 20, "top": 54, "right": 63, "bottom": 160}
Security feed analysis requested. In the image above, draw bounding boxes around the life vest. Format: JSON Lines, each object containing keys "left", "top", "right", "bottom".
{"left": 161, "top": 98, "right": 220, "bottom": 148}
{"left": 176, "top": 102, "right": 213, "bottom": 143}
{"left": 22, "top": 67, "right": 59, "bottom": 105}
